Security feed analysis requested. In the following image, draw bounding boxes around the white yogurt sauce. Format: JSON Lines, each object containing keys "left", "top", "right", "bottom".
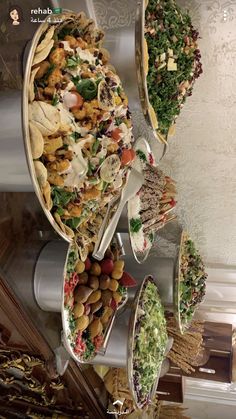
{"left": 76, "top": 47, "right": 96, "bottom": 65}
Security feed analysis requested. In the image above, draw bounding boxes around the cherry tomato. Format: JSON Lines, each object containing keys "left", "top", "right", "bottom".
{"left": 111, "top": 128, "right": 122, "bottom": 142}
{"left": 70, "top": 92, "right": 84, "bottom": 110}
{"left": 64, "top": 91, "right": 84, "bottom": 110}
{"left": 121, "top": 148, "right": 135, "bottom": 165}
{"left": 94, "top": 335, "right": 104, "bottom": 351}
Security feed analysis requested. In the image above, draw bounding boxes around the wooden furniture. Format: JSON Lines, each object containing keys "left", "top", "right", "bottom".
{"left": 157, "top": 374, "right": 184, "bottom": 403}
{"left": 165, "top": 321, "right": 233, "bottom": 385}
{"left": 0, "top": 192, "right": 108, "bottom": 418}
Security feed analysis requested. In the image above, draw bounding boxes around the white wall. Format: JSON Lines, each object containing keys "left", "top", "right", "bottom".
{"left": 183, "top": 399, "right": 236, "bottom": 419}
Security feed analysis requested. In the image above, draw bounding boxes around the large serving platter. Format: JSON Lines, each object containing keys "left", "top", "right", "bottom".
{"left": 22, "top": 13, "right": 73, "bottom": 243}
{"left": 22, "top": 9, "right": 135, "bottom": 257}
{"left": 174, "top": 231, "right": 206, "bottom": 334}
{"left": 128, "top": 137, "right": 156, "bottom": 263}
{"left": 135, "top": 0, "right": 169, "bottom": 148}
{"left": 127, "top": 275, "right": 167, "bottom": 410}
{"left": 34, "top": 239, "right": 128, "bottom": 364}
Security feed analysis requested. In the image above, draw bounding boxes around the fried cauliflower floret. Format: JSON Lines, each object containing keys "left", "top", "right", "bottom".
{"left": 49, "top": 48, "right": 66, "bottom": 69}
{"left": 47, "top": 67, "right": 63, "bottom": 87}
{"left": 83, "top": 187, "right": 101, "bottom": 201}
{"left": 34, "top": 60, "right": 50, "bottom": 79}
{"left": 81, "top": 69, "right": 94, "bottom": 79}
{"left": 47, "top": 171, "right": 64, "bottom": 186}
{"left": 44, "top": 86, "right": 55, "bottom": 97}
{"left": 56, "top": 149, "right": 73, "bottom": 160}
{"left": 72, "top": 108, "right": 86, "bottom": 120}
{"left": 43, "top": 136, "right": 63, "bottom": 154}
{"left": 47, "top": 159, "right": 70, "bottom": 173}
{"left": 66, "top": 203, "right": 82, "bottom": 217}
{"left": 64, "top": 35, "right": 78, "bottom": 49}
{"left": 76, "top": 37, "right": 88, "bottom": 49}
{"left": 44, "top": 153, "right": 56, "bottom": 162}
{"left": 107, "top": 143, "right": 119, "bottom": 153}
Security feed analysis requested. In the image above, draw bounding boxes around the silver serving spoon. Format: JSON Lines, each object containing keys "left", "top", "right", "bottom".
{"left": 93, "top": 168, "right": 144, "bottom": 260}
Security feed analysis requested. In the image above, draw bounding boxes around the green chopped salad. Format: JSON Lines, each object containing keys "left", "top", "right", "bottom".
{"left": 133, "top": 277, "right": 168, "bottom": 407}
{"left": 145, "top": 0, "right": 203, "bottom": 137}
{"left": 178, "top": 234, "right": 207, "bottom": 330}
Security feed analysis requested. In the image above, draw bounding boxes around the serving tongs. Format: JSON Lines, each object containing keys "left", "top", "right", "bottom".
{"left": 93, "top": 168, "right": 144, "bottom": 261}
{"left": 97, "top": 291, "right": 129, "bottom": 356}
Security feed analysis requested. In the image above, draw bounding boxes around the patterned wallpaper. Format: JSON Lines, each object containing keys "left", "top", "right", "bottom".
{"left": 94, "top": 0, "right": 236, "bottom": 265}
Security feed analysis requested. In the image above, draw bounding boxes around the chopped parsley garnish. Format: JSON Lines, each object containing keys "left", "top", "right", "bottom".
{"left": 68, "top": 315, "right": 76, "bottom": 334}
{"left": 117, "top": 86, "right": 122, "bottom": 95}
{"left": 136, "top": 149, "right": 147, "bottom": 162}
{"left": 72, "top": 75, "right": 81, "bottom": 85}
{"left": 115, "top": 117, "right": 123, "bottom": 126}
{"left": 87, "top": 160, "right": 95, "bottom": 176}
{"left": 67, "top": 250, "right": 78, "bottom": 274}
{"left": 56, "top": 206, "right": 64, "bottom": 216}
{"left": 149, "top": 232, "right": 154, "bottom": 243}
{"left": 92, "top": 138, "right": 100, "bottom": 155}
{"left": 52, "top": 94, "right": 59, "bottom": 106}
{"left": 52, "top": 187, "right": 76, "bottom": 208}
{"left": 130, "top": 218, "right": 142, "bottom": 233}
{"left": 66, "top": 55, "right": 82, "bottom": 68}
{"left": 65, "top": 217, "right": 82, "bottom": 230}
{"left": 117, "top": 285, "right": 126, "bottom": 296}
{"left": 99, "top": 157, "right": 105, "bottom": 166}
{"left": 83, "top": 337, "right": 95, "bottom": 360}
{"left": 102, "top": 181, "right": 109, "bottom": 192}
{"left": 71, "top": 131, "right": 81, "bottom": 141}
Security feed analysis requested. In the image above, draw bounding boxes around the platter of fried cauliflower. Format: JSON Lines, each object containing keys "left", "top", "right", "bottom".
{"left": 26, "top": 11, "right": 134, "bottom": 261}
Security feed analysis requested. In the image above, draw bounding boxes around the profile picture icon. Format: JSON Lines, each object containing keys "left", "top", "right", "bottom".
{"left": 9, "top": 5, "right": 23, "bottom": 26}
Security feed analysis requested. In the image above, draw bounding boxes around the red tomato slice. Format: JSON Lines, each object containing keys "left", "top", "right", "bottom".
{"left": 111, "top": 128, "right": 122, "bottom": 142}
{"left": 121, "top": 148, "right": 135, "bottom": 165}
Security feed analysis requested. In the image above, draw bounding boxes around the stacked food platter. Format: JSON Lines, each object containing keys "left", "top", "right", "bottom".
{"left": 1, "top": 0, "right": 207, "bottom": 415}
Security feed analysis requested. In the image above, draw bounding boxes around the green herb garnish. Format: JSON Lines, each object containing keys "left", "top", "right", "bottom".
{"left": 92, "top": 138, "right": 100, "bottom": 156}
{"left": 52, "top": 187, "right": 76, "bottom": 208}
{"left": 56, "top": 206, "right": 64, "bottom": 216}
{"left": 99, "top": 157, "right": 105, "bottom": 166}
{"left": 130, "top": 218, "right": 142, "bottom": 233}
{"left": 68, "top": 315, "right": 76, "bottom": 333}
{"left": 76, "top": 79, "right": 98, "bottom": 101}
{"left": 117, "top": 86, "right": 122, "bottom": 95}
{"left": 87, "top": 161, "right": 95, "bottom": 176}
{"left": 136, "top": 149, "right": 147, "bottom": 162}
{"left": 117, "top": 285, "right": 126, "bottom": 296}
{"left": 149, "top": 232, "right": 154, "bottom": 243}
{"left": 178, "top": 235, "right": 207, "bottom": 329}
{"left": 66, "top": 55, "right": 82, "bottom": 68}
{"left": 52, "top": 94, "right": 59, "bottom": 106}
{"left": 115, "top": 117, "right": 123, "bottom": 126}
{"left": 145, "top": 0, "right": 202, "bottom": 136}
{"left": 102, "top": 181, "right": 109, "bottom": 192}
{"left": 72, "top": 75, "right": 81, "bottom": 85}
{"left": 71, "top": 131, "right": 81, "bottom": 141}
{"left": 65, "top": 217, "right": 82, "bottom": 230}
{"left": 67, "top": 249, "right": 78, "bottom": 274}
{"left": 83, "top": 337, "right": 95, "bottom": 360}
